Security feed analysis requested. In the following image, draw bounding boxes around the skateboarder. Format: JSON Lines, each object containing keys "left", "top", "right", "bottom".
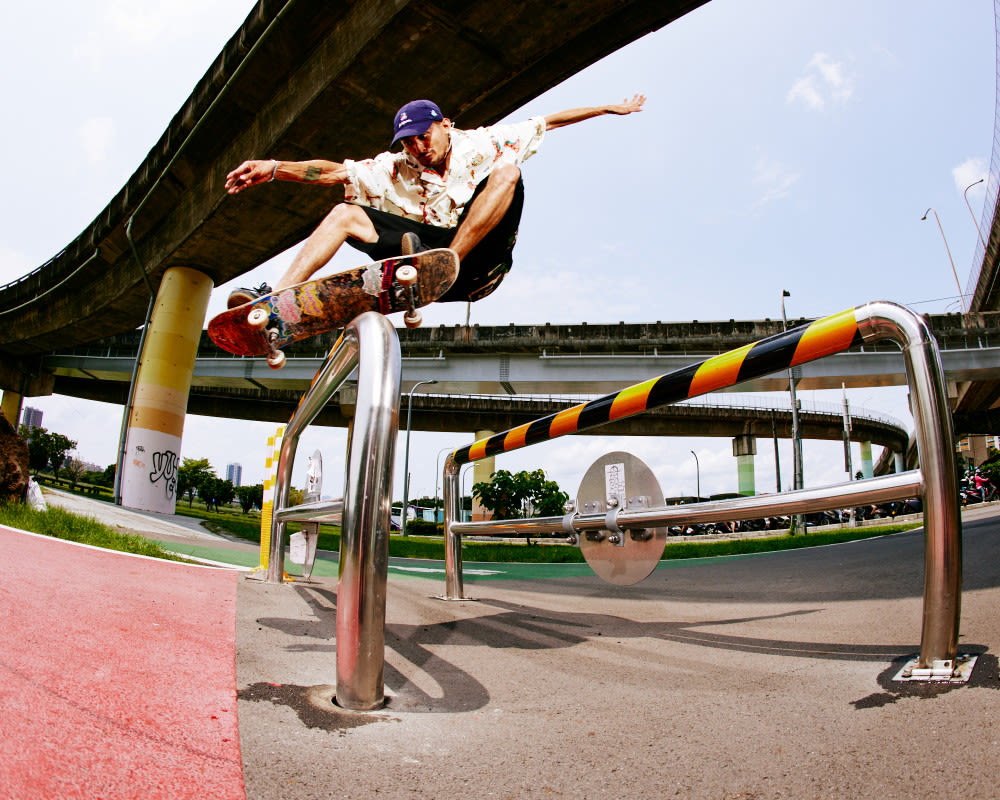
{"left": 224, "top": 95, "right": 646, "bottom": 307}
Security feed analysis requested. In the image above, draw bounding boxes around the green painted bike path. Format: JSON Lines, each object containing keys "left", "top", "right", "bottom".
{"left": 157, "top": 540, "right": 750, "bottom": 581}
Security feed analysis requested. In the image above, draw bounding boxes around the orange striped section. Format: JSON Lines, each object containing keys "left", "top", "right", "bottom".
{"left": 503, "top": 424, "right": 531, "bottom": 451}
{"left": 549, "top": 404, "right": 585, "bottom": 437}
{"left": 609, "top": 378, "right": 657, "bottom": 421}
{"left": 129, "top": 407, "right": 186, "bottom": 437}
{"left": 688, "top": 343, "right": 754, "bottom": 396}
{"left": 468, "top": 440, "right": 490, "bottom": 462}
{"left": 792, "top": 309, "right": 858, "bottom": 365}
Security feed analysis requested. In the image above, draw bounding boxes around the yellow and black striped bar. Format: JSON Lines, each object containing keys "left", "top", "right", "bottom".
{"left": 450, "top": 307, "right": 862, "bottom": 466}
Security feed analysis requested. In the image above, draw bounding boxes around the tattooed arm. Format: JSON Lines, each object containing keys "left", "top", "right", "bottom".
{"left": 225, "top": 158, "right": 348, "bottom": 195}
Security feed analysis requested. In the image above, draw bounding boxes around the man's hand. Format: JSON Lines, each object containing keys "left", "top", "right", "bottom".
{"left": 606, "top": 93, "right": 646, "bottom": 115}
{"left": 225, "top": 159, "right": 277, "bottom": 195}
{"left": 544, "top": 94, "right": 647, "bottom": 130}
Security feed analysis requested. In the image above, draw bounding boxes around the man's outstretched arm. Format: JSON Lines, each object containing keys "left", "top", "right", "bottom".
{"left": 543, "top": 94, "right": 646, "bottom": 131}
{"left": 225, "top": 158, "right": 349, "bottom": 195}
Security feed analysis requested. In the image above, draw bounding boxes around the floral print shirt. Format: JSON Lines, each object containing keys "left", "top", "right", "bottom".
{"left": 342, "top": 117, "right": 545, "bottom": 228}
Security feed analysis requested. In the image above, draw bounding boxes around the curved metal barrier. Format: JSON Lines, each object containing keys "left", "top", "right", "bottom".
{"left": 264, "top": 311, "right": 401, "bottom": 711}
{"left": 443, "top": 302, "right": 964, "bottom": 679}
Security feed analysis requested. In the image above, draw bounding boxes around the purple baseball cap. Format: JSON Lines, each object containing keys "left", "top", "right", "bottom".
{"left": 392, "top": 100, "right": 444, "bottom": 145}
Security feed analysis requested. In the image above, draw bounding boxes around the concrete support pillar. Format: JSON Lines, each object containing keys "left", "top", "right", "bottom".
{"left": 894, "top": 451, "right": 905, "bottom": 474}
{"left": 733, "top": 434, "right": 756, "bottom": 497}
{"left": 1, "top": 391, "right": 22, "bottom": 428}
{"left": 471, "top": 429, "right": 495, "bottom": 521}
{"left": 121, "top": 267, "right": 213, "bottom": 513}
{"left": 860, "top": 441, "right": 874, "bottom": 479}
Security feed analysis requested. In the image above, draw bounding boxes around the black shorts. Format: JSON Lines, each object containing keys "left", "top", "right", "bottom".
{"left": 347, "top": 178, "right": 524, "bottom": 303}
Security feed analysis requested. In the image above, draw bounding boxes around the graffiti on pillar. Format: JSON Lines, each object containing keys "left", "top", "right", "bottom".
{"left": 149, "top": 449, "right": 179, "bottom": 499}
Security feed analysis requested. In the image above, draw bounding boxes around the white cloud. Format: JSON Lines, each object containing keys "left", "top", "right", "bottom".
{"left": 787, "top": 52, "right": 854, "bottom": 111}
{"left": 752, "top": 156, "right": 800, "bottom": 208}
{"left": 78, "top": 117, "right": 116, "bottom": 164}
{"left": 787, "top": 76, "right": 825, "bottom": 111}
{"left": 952, "top": 157, "right": 988, "bottom": 195}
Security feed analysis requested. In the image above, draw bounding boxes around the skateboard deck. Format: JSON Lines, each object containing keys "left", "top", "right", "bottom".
{"left": 207, "top": 248, "right": 458, "bottom": 367}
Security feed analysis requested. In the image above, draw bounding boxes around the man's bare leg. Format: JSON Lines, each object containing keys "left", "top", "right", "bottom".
{"left": 275, "top": 203, "right": 378, "bottom": 291}
{"left": 448, "top": 165, "right": 521, "bottom": 260}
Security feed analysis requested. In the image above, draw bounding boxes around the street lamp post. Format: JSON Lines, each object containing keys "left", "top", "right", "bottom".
{"left": 690, "top": 449, "right": 700, "bottom": 501}
{"left": 921, "top": 207, "right": 967, "bottom": 314}
{"left": 434, "top": 444, "right": 455, "bottom": 521}
{"left": 781, "top": 290, "right": 804, "bottom": 533}
{"left": 401, "top": 379, "right": 437, "bottom": 536}
{"left": 964, "top": 178, "right": 987, "bottom": 251}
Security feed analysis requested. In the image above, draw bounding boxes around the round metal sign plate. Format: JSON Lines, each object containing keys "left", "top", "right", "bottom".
{"left": 576, "top": 451, "right": 667, "bottom": 585}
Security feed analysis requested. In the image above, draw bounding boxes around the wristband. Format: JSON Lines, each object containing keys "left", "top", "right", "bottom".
{"left": 269, "top": 160, "right": 279, "bottom": 182}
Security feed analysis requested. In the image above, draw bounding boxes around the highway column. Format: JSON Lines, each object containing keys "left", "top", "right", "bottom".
{"left": 471, "top": 429, "right": 495, "bottom": 520}
{"left": 860, "top": 440, "right": 874, "bottom": 479}
{"left": 120, "top": 267, "right": 213, "bottom": 513}
{"left": 733, "top": 433, "right": 756, "bottom": 496}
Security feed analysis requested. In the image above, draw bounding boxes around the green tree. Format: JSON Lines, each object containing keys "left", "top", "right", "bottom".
{"left": 100, "top": 464, "right": 116, "bottom": 488}
{"left": 21, "top": 426, "right": 51, "bottom": 474}
{"left": 236, "top": 484, "right": 264, "bottom": 514}
{"left": 22, "top": 427, "right": 77, "bottom": 479}
{"left": 472, "top": 469, "right": 568, "bottom": 520}
{"left": 198, "top": 476, "right": 235, "bottom": 512}
{"left": 63, "top": 457, "right": 86, "bottom": 489}
{"left": 178, "top": 457, "right": 214, "bottom": 507}
{"left": 46, "top": 433, "right": 76, "bottom": 480}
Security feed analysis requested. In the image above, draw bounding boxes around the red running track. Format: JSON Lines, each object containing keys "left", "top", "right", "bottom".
{"left": 0, "top": 526, "right": 244, "bottom": 799}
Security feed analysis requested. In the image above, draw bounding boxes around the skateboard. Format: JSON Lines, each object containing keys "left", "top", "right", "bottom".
{"left": 207, "top": 248, "right": 458, "bottom": 368}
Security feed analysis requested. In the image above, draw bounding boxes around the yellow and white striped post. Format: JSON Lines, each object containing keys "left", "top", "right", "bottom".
{"left": 257, "top": 424, "right": 286, "bottom": 571}
{"left": 120, "top": 267, "right": 212, "bottom": 513}
{"left": 1, "top": 391, "right": 22, "bottom": 429}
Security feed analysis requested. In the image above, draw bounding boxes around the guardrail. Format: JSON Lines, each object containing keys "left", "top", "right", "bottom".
{"left": 442, "top": 302, "right": 964, "bottom": 680}
{"left": 264, "top": 311, "right": 400, "bottom": 711}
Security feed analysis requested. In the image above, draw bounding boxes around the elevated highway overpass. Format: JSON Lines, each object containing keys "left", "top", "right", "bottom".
{"left": 39, "top": 311, "right": 1000, "bottom": 448}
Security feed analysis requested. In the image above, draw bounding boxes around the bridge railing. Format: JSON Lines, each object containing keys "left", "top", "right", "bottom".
{"left": 442, "top": 301, "right": 963, "bottom": 678}
{"left": 265, "top": 311, "right": 400, "bottom": 711}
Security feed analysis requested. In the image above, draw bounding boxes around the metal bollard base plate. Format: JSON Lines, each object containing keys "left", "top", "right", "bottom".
{"left": 892, "top": 654, "right": 977, "bottom": 683}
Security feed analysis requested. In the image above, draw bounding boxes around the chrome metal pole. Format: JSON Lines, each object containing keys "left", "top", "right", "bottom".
{"left": 334, "top": 313, "right": 400, "bottom": 710}
{"left": 266, "top": 330, "right": 360, "bottom": 582}
{"left": 856, "top": 301, "right": 961, "bottom": 669}
{"left": 442, "top": 454, "right": 467, "bottom": 599}
{"left": 449, "top": 471, "right": 922, "bottom": 537}
{"left": 264, "top": 312, "right": 400, "bottom": 711}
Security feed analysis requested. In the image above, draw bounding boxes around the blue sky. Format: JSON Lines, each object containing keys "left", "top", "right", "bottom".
{"left": 0, "top": 0, "right": 995, "bottom": 503}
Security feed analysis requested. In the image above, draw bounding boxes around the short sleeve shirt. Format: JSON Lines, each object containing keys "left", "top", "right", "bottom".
{"left": 342, "top": 117, "right": 545, "bottom": 228}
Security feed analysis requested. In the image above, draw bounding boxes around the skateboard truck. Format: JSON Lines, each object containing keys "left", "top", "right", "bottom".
{"left": 395, "top": 264, "right": 422, "bottom": 328}
{"left": 247, "top": 306, "right": 287, "bottom": 369}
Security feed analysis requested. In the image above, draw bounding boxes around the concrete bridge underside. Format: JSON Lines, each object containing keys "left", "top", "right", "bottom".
{"left": 0, "top": 0, "right": 706, "bottom": 393}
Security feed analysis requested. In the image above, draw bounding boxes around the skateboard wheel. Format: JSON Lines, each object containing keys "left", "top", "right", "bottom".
{"left": 248, "top": 307, "right": 269, "bottom": 328}
{"left": 404, "top": 309, "right": 422, "bottom": 329}
{"left": 396, "top": 265, "right": 418, "bottom": 286}
{"left": 266, "top": 349, "right": 286, "bottom": 370}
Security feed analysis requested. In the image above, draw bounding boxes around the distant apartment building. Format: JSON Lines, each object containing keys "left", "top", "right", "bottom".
{"left": 21, "top": 406, "right": 43, "bottom": 431}
{"left": 226, "top": 463, "right": 243, "bottom": 487}
{"left": 957, "top": 434, "right": 1000, "bottom": 468}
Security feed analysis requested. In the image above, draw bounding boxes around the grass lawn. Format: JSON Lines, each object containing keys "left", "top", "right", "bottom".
{"left": 15, "top": 483, "right": 921, "bottom": 564}
{"left": 0, "top": 503, "right": 189, "bottom": 562}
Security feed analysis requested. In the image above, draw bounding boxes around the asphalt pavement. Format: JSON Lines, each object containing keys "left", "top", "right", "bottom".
{"left": 14, "top": 491, "right": 1000, "bottom": 798}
